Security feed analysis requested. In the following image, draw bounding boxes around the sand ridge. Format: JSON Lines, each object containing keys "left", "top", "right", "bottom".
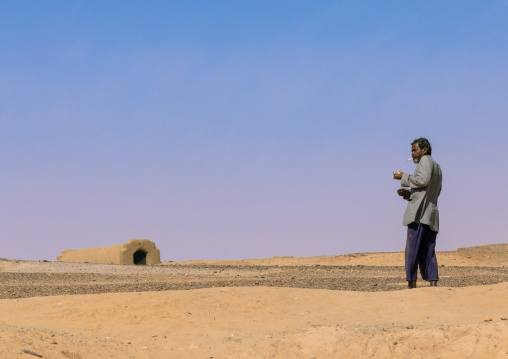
{"left": 172, "top": 249, "right": 508, "bottom": 267}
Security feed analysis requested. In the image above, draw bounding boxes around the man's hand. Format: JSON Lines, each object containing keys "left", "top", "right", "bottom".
{"left": 397, "top": 188, "right": 409, "bottom": 197}
{"left": 393, "top": 171, "right": 403, "bottom": 180}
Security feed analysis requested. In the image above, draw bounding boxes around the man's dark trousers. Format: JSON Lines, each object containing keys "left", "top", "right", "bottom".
{"left": 405, "top": 222, "right": 439, "bottom": 281}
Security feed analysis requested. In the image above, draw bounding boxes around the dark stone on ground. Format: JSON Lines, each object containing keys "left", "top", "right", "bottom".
{"left": 1, "top": 262, "right": 507, "bottom": 299}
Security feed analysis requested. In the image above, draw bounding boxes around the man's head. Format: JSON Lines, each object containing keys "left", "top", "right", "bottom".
{"left": 411, "top": 138, "right": 432, "bottom": 163}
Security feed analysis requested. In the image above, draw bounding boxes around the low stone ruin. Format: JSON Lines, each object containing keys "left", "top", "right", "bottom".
{"left": 57, "top": 239, "right": 161, "bottom": 265}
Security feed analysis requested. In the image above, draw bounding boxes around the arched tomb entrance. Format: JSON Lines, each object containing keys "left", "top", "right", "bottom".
{"left": 133, "top": 250, "right": 147, "bottom": 265}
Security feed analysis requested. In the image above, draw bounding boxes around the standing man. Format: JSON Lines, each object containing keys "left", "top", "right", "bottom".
{"left": 393, "top": 138, "right": 442, "bottom": 289}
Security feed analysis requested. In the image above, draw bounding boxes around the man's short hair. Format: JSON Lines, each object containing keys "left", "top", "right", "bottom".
{"left": 411, "top": 138, "right": 432, "bottom": 156}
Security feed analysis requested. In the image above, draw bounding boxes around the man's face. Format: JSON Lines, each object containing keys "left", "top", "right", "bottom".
{"left": 411, "top": 143, "right": 428, "bottom": 163}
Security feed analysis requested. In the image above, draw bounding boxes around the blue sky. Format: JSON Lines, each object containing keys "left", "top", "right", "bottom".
{"left": 1, "top": 1, "right": 507, "bottom": 261}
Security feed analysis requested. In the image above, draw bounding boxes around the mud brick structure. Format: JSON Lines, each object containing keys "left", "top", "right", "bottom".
{"left": 57, "top": 239, "right": 161, "bottom": 265}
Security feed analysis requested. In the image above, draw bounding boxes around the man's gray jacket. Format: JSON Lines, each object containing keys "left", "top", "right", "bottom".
{"left": 400, "top": 155, "right": 442, "bottom": 232}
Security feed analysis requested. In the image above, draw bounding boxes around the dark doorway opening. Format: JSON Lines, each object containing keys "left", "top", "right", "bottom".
{"left": 133, "top": 250, "right": 147, "bottom": 265}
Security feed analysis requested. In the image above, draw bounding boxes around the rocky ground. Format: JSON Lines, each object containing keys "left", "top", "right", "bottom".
{"left": 1, "top": 259, "right": 507, "bottom": 299}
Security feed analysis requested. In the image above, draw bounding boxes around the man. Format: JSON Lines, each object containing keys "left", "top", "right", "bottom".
{"left": 393, "top": 138, "right": 442, "bottom": 289}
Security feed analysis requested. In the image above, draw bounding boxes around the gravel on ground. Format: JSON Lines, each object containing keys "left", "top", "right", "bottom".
{"left": 1, "top": 260, "right": 507, "bottom": 299}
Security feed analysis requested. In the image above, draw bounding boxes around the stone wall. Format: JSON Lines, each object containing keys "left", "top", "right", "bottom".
{"left": 57, "top": 239, "right": 161, "bottom": 265}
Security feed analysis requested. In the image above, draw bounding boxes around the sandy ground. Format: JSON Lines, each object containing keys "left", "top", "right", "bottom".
{"left": 1, "top": 247, "right": 507, "bottom": 359}
{"left": 173, "top": 249, "right": 508, "bottom": 267}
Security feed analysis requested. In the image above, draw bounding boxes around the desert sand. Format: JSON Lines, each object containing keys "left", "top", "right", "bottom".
{"left": 1, "top": 246, "right": 507, "bottom": 359}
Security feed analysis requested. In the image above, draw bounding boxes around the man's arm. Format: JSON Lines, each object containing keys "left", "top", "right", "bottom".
{"left": 401, "top": 157, "right": 432, "bottom": 188}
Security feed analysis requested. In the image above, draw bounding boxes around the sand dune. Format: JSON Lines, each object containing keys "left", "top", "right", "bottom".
{"left": 1, "top": 248, "right": 507, "bottom": 358}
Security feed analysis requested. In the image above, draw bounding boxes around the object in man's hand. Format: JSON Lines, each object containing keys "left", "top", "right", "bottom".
{"left": 393, "top": 171, "right": 402, "bottom": 179}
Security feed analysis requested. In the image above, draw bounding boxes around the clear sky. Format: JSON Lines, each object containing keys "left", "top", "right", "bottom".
{"left": 1, "top": 1, "right": 507, "bottom": 261}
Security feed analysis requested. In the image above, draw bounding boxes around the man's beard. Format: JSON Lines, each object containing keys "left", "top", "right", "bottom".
{"left": 412, "top": 157, "right": 420, "bottom": 164}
